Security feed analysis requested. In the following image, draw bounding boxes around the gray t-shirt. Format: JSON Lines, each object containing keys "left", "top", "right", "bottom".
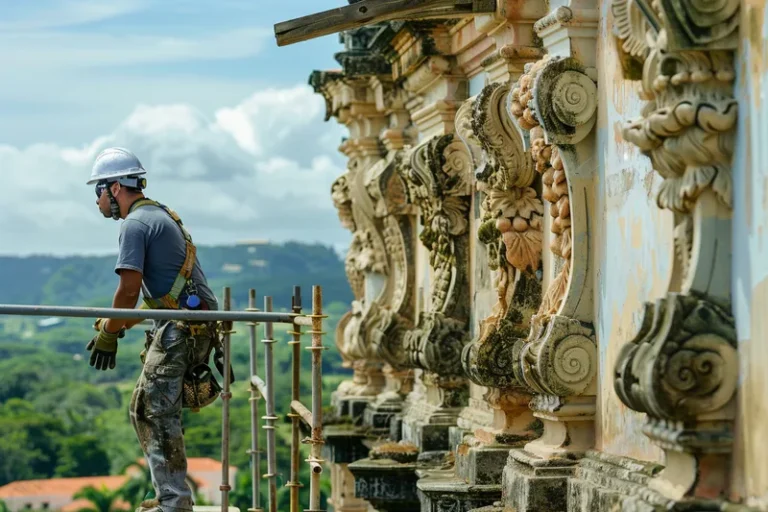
{"left": 115, "top": 202, "right": 218, "bottom": 311}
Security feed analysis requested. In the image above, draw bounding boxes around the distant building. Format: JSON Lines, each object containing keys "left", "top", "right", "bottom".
{"left": 236, "top": 239, "right": 269, "bottom": 246}
{"left": 0, "top": 475, "right": 128, "bottom": 512}
{"left": 125, "top": 457, "right": 237, "bottom": 507}
{"left": 36, "top": 317, "right": 63, "bottom": 331}
{"left": 0, "top": 458, "right": 236, "bottom": 511}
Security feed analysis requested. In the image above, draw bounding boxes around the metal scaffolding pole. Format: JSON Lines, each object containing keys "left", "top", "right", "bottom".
{"left": 220, "top": 287, "right": 233, "bottom": 512}
{"left": 262, "top": 297, "right": 278, "bottom": 512}
{"left": 307, "top": 285, "right": 325, "bottom": 512}
{"left": 247, "top": 289, "right": 263, "bottom": 512}
{"left": 287, "top": 286, "right": 303, "bottom": 512}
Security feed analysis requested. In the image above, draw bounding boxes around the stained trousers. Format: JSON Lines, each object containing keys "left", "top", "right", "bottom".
{"left": 129, "top": 321, "right": 213, "bottom": 512}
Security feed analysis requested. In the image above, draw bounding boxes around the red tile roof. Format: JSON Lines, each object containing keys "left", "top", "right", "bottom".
{"left": 0, "top": 458, "right": 236, "bottom": 501}
{"left": 0, "top": 475, "right": 127, "bottom": 498}
{"left": 135, "top": 456, "right": 236, "bottom": 473}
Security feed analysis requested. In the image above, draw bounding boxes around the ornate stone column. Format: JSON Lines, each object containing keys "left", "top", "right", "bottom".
{"left": 311, "top": 27, "right": 421, "bottom": 512}
{"left": 320, "top": 72, "right": 390, "bottom": 417}
{"left": 394, "top": 131, "right": 474, "bottom": 453}
{"left": 476, "top": 4, "right": 601, "bottom": 511}
{"left": 595, "top": 1, "right": 743, "bottom": 509}
{"left": 411, "top": 78, "right": 545, "bottom": 512}
{"left": 362, "top": 131, "right": 418, "bottom": 432}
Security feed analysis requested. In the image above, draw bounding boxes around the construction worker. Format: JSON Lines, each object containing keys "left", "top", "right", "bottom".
{"left": 86, "top": 147, "right": 221, "bottom": 512}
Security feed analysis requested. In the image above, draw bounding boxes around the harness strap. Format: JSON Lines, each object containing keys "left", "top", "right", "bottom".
{"left": 129, "top": 198, "right": 197, "bottom": 310}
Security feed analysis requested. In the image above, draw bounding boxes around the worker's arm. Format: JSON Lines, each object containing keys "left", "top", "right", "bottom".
{"left": 103, "top": 269, "right": 144, "bottom": 333}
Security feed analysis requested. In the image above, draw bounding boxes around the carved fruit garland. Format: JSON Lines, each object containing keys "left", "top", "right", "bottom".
{"left": 509, "top": 56, "right": 571, "bottom": 316}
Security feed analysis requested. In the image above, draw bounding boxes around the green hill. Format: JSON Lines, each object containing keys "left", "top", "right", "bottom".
{"left": 0, "top": 241, "right": 352, "bottom": 309}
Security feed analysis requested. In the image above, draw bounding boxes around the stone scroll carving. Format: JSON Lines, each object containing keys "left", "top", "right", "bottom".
{"left": 316, "top": 70, "right": 419, "bottom": 400}
{"left": 502, "top": 54, "right": 600, "bottom": 459}
{"left": 612, "top": 0, "right": 739, "bottom": 501}
{"left": 399, "top": 134, "right": 473, "bottom": 379}
{"left": 460, "top": 82, "right": 544, "bottom": 393}
{"left": 364, "top": 154, "right": 417, "bottom": 370}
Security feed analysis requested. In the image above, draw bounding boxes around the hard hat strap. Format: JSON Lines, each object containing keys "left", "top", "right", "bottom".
{"left": 106, "top": 186, "right": 121, "bottom": 221}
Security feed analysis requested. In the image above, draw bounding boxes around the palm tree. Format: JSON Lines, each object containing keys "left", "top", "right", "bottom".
{"left": 72, "top": 485, "right": 123, "bottom": 512}
{"left": 118, "top": 461, "right": 152, "bottom": 507}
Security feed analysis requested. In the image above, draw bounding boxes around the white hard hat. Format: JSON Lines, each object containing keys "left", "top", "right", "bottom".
{"left": 87, "top": 147, "right": 147, "bottom": 185}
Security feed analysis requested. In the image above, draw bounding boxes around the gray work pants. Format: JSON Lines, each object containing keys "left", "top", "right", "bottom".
{"left": 129, "top": 321, "right": 213, "bottom": 512}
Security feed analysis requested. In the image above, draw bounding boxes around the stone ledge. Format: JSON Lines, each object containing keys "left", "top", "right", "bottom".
{"left": 348, "top": 457, "right": 420, "bottom": 512}
{"left": 322, "top": 425, "right": 371, "bottom": 464}
{"left": 567, "top": 451, "right": 757, "bottom": 512}
{"left": 417, "top": 469, "right": 502, "bottom": 512}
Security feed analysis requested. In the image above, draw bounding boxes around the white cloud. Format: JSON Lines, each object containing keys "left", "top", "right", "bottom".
{"left": 0, "top": 85, "right": 350, "bottom": 256}
{"left": 0, "top": 28, "right": 270, "bottom": 71}
{"left": 0, "top": 1, "right": 149, "bottom": 31}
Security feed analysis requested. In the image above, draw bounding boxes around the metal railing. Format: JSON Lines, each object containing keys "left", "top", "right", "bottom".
{"left": 0, "top": 284, "right": 326, "bottom": 512}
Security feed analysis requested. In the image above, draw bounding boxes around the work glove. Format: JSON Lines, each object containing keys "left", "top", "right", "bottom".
{"left": 86, "top": 325, "right": 124, "bottom": 371}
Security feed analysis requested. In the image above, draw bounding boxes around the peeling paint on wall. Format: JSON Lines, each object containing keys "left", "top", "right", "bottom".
{"left": 593, "top": 0, "right": 672, "bottom": 464}
{"left": 733, "top": 1, "right": 768, "bottom": 505}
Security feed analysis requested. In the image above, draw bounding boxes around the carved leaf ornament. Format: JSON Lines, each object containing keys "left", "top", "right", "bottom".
{"left": 399, "top": 134, "right": 472, "bottom": 376}
{"left": 473, "top": 82, "right": 543, "bottom": 275}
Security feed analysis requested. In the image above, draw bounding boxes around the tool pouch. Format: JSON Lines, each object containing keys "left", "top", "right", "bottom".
{"left": 182, "top": 362, "right": 221, "bottom": 412}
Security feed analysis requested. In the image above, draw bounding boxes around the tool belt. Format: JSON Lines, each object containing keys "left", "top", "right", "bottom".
{"left": 145, "top": 321, "right": 235, "bottom": 413}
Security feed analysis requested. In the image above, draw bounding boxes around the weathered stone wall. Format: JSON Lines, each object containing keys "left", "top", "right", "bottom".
{"left": 303, "top": 0, "right": 768, "bottom": 509}
{"left": 733, "top": 1, "right": 768, "bottom": 507}
{"left": 593, "top": 0, "right": 670, "bottom": 463}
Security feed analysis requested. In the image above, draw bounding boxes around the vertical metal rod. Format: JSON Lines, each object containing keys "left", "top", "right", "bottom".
{"left": 307, "top": 285, "right": 325, "bottom": 512}
{"left": 263, "top": 296, "right": 278, "bottom": 512}
{"left": 220, "top": 287, "right": 233, "bottom": 512}
{"left": 287, "top": 286, "right": 303, "bottom": 512}
{"left": 247, "top": 289, "right": 263, "bottom": 512}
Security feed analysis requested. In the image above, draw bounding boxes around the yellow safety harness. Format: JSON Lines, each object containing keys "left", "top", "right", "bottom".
{"left": 128, "top": 198, "right": 198, "bottom": 310}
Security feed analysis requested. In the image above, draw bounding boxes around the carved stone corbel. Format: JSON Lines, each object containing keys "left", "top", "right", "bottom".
{"left": 401, "top": 134, "right": 472, "bottom": 376}
{"left": 612, "top": 0, "right": 739, "bottom": 503}
{"left": 397, "top": 132, "right": 474, "bottom": 450}
{"left": 484, "top": 10, "right": 599, "bottom": 507}
{"left": 506, "top": 54, "right": 599, "bottom": 462}
{"left": 313, "top": 68, "right": 397, "bottom": 409}
{"left": 458, "top": 81, "right": 544, "bottom": 444}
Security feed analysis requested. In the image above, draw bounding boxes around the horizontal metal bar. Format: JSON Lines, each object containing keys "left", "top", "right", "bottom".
{"left": 0, "top": 304, "right": 298, "bottom": 324}
{"left": 251, "top": 375, "right": 268, "bottom": 397}
{"left": 290, "top": 400, "right": 313, "bottom": 426}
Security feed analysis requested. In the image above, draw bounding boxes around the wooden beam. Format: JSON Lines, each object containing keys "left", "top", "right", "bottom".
{"left": 274, "top": 0, "right": 496, "bottom": 47}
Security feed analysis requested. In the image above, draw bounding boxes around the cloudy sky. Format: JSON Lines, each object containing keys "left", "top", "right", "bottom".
{"left": 0, "top": 0, "right": 351, "bottom": 256}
